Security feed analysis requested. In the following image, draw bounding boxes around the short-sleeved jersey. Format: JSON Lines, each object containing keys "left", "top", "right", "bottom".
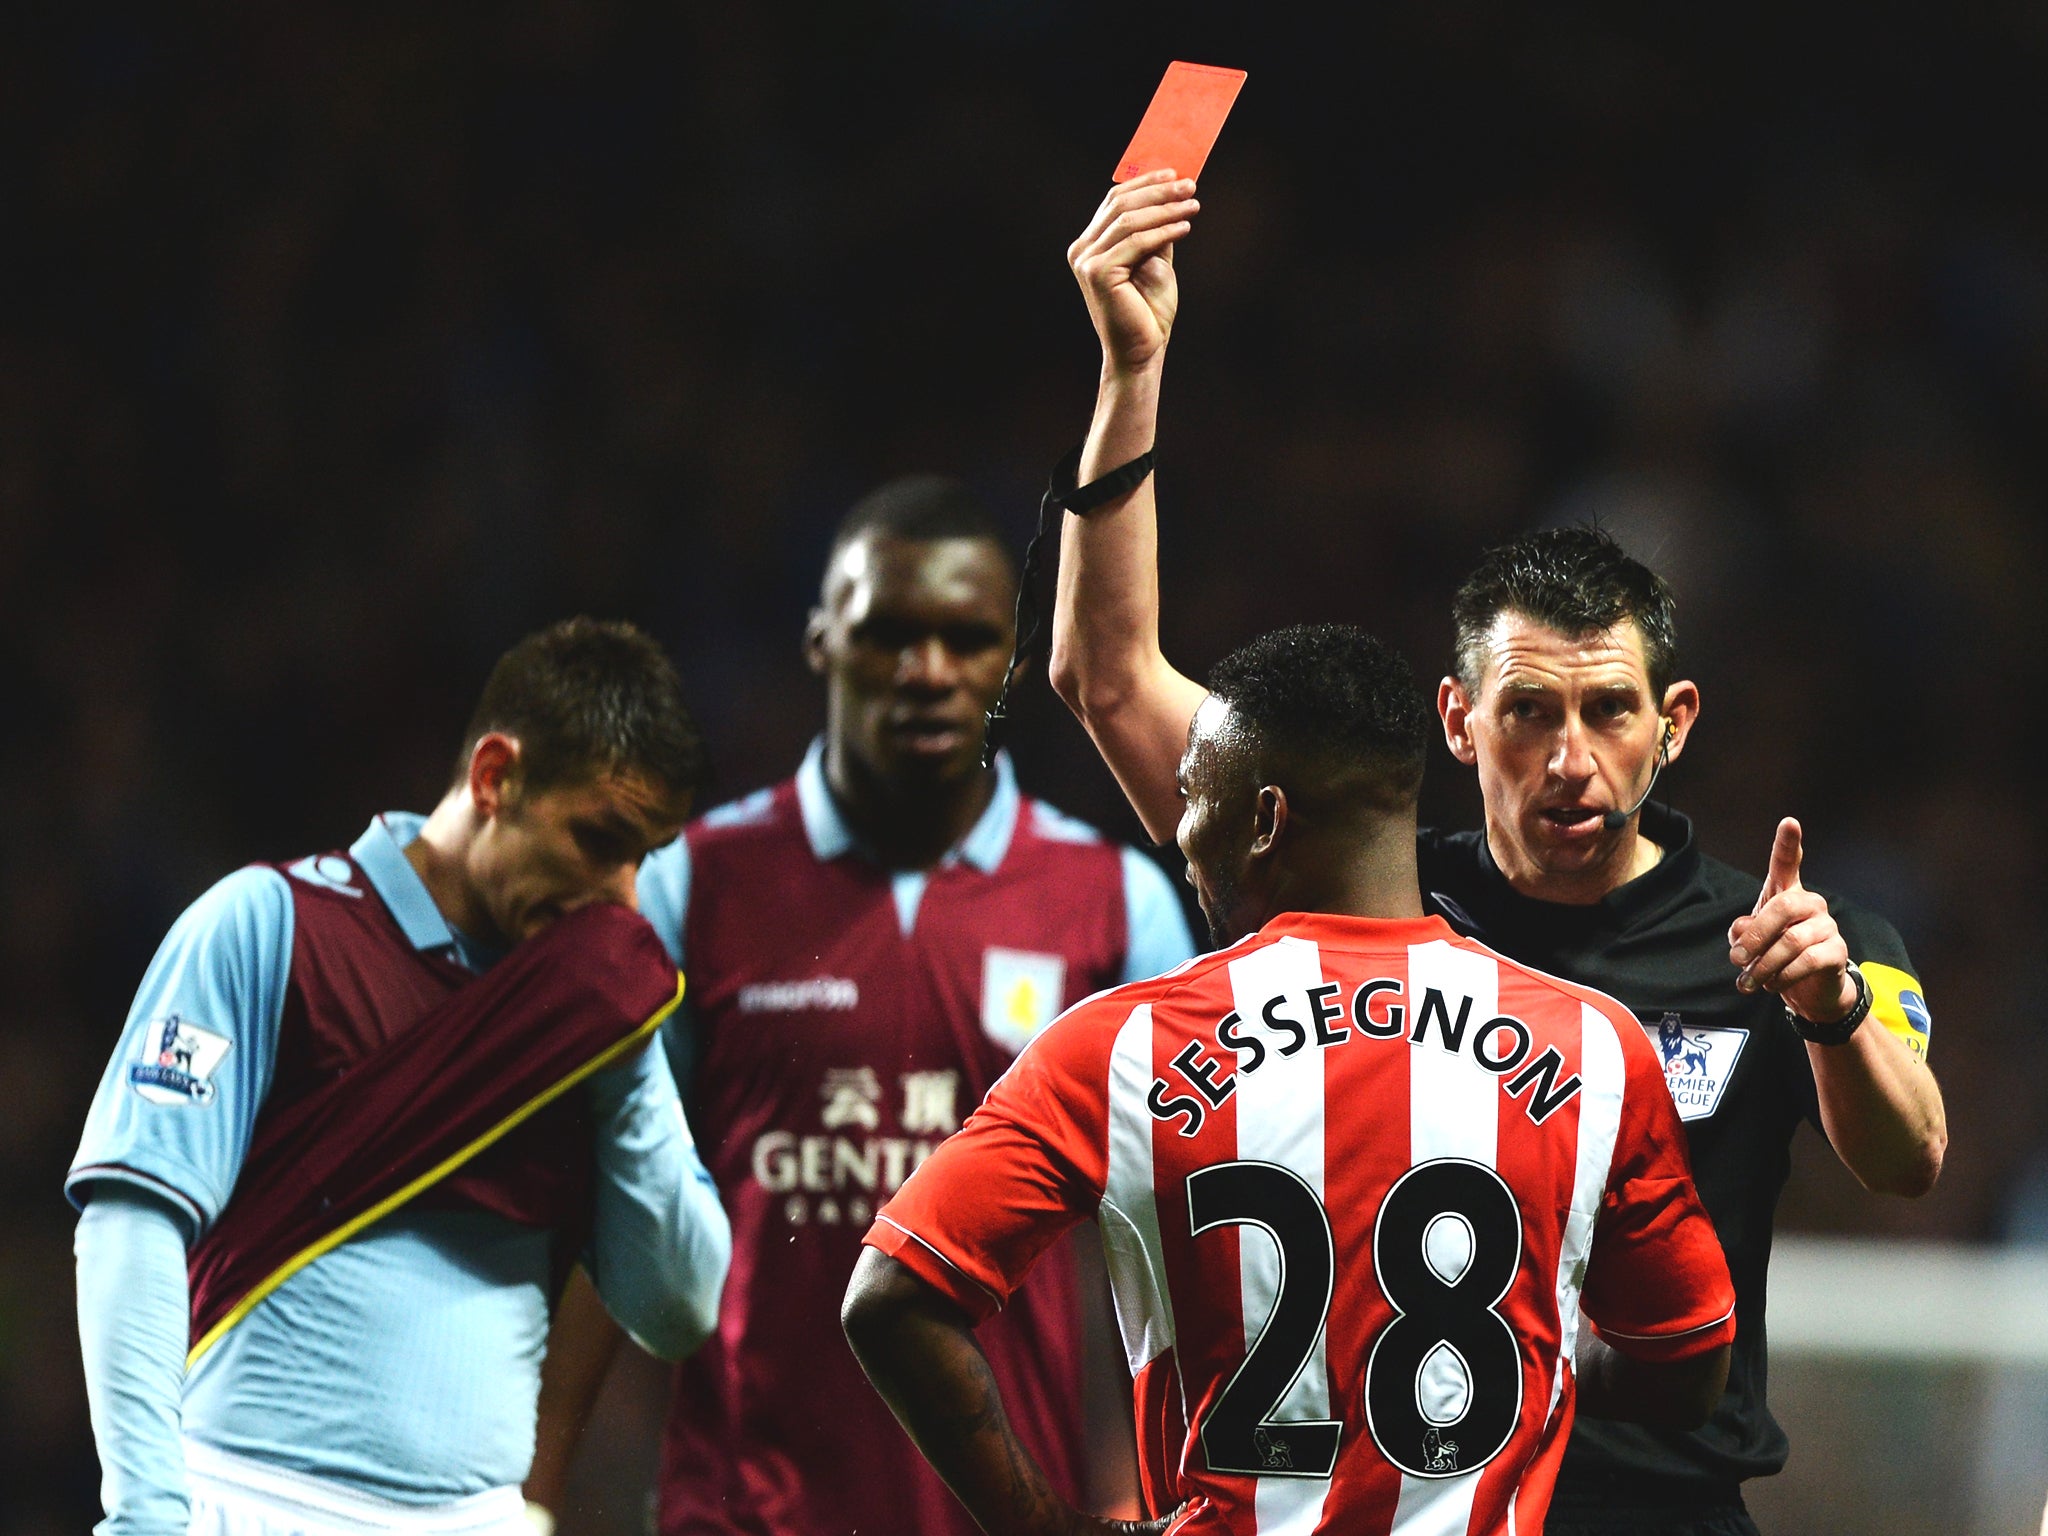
{"left": 871, "top": 911, "right": 1735, "bottom": 1536}
{"left": 637, "top": 746, "right": 1194, "bottom": 1536}
{"left": 1416, "top": 804, "right": 1931, "bottom": 1501}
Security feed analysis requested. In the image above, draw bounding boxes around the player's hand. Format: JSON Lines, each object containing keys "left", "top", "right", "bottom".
{"left": 1086, "top": 1504, "right": 1187, "bottom": 1536}
{"left": 1727, "top": 818, "right": 1857, "bottom": 1023}
{"left": 1069, "top": 170, "right": 1200, "bottom": 375}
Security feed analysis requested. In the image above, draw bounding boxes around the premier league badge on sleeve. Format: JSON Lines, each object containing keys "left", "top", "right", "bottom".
{"left": 980, "top": 948, "right": 1067, "bottom": 1055}
{"left": 1646, "top": 1013, "right": 1747, "bottom": 1121}
{"left": 129, "top": 1015, "right": 232, "bottom": 1106}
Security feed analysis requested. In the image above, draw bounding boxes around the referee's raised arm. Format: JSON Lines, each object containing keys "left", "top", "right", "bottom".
{"left": 1049, "top": 171, "right": 1211, "bottom": 847}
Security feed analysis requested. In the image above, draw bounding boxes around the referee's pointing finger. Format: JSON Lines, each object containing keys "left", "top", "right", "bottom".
{"left": 1755, "top": 817, "right": 1804, "bottom": 912}
{"left": 1732, "top": 817, "right": 1805, "bottom": 965}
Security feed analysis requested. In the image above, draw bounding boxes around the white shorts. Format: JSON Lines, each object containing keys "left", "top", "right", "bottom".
{"left": 185, "top": 1440, "right": 532, "bottom": 1536}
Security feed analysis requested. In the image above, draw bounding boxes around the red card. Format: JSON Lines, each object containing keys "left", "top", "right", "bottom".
{"left": 1114, "top": 61, "right": 1248, "bottom": 184}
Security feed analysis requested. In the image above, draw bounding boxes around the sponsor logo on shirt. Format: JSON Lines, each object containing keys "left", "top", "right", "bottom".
{"left": 752, "top": 1066, "right": 964, "bottom": 1227}
{"left": 981, "top": 948, "right": 1066, "bottom": 1054}
{"left": 1647, "top": 1013, "right": 1747, "bottom": 1121}
{"left": 820, "top": 1066, "right": 884, "bottom": 1130}
{"left": 129, "top": 1015, "right": 232, "bottom": 1106}
{"left": 737, "top": 977, "right": 859, "bottom": 1013}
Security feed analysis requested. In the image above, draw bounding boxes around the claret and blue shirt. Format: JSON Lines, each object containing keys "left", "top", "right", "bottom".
{"left": 629, "top": 743, "right": 1196, "bottom": 1536}
{"left": 69, "top": 813, "right": 731, "bottom": 1536}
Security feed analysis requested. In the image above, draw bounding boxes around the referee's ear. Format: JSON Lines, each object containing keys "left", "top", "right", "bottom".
{"left": 1656, "top": 680, "right": 1701, "bottom": 765}
{"left": 1437, "top": 677, "right": 1479, "bottom": 766}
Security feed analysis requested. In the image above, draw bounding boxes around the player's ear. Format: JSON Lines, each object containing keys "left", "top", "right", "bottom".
{"left": 1438, "top": 677, "right": 1479, "bottom": 767}
{"left": 1658, "top": 680, "right": 1701, "bottom": 765}
{"left": 802, "top": 609, "right": 829, "bottom": 676}
{"left": 468, "top": 733, "right": 520, "bottom": 817}
{"left": 1250, "top": 783, "right": 1287, "bottom": 859}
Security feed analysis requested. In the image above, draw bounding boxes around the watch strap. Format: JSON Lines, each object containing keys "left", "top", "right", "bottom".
{"left": 1788, "top": 960, "right": 1872, "bottom": 1046}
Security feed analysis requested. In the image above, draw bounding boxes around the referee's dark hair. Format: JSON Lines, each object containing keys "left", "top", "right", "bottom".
{"left": 1206, "top": 624, "right": 1431, "bottom": 811}
{"left": 456, "top": 617, "right": 706, "bottom": 800}
{"left": 824, "top": 475, "right": 1014, "bottom": 587}
{"left": 1452, "top": 526, "right": 1679, "bottom": 698}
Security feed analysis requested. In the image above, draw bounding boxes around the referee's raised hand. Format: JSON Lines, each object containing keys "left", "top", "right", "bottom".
{"left": 1727, "top": 817, "right": 1858, "bottom": 1023}
{"left": 1068, "top": 169, "right": 1200, "bottom": 375}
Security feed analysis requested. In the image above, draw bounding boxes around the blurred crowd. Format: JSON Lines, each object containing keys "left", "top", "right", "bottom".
{"left": 4, "top": 4, "right": 2043, "bottom": 1530}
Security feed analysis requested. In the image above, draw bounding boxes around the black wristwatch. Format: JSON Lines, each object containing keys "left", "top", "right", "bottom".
{"left": 1787, "top": 961, "right": 1872, "bottom": 1046}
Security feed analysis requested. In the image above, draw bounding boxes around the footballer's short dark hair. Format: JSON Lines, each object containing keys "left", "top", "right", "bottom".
{"left": 457, "top": 617, "right": 705, "bottom": 800}
{"left": 826, "top": 475, "right": 1010, "bottom": 572}
{"left": 1452, "top": 526, "right": 1679, "bottom": 698}
{"left": 1206, "top": 624, "right": 1431, "bottom": 808}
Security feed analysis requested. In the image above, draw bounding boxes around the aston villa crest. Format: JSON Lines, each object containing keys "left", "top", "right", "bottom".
{"left": 980, "top": 948, "right": 1066, "bottom": 1054}
{"left": 1647, "top": 1013, "right": 1747, "bottom": 1122}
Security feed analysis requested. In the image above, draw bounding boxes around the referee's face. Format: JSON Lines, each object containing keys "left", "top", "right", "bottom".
{"left": 808, "top": 533, "right": 1016, "bottom": 792}
{"left": 1443, "top": 613, "right": 1694, "bottom": 903}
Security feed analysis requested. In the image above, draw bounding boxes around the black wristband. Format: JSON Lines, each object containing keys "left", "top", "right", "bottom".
{"left": 1050, "top": 443, "right": 1158, "bottom": 516}
{"left": 1787, "top": 961, "right": 1872, "bottom": 1046}
{"left": 980, "top": 443, "right": 1157, "bottom": 767}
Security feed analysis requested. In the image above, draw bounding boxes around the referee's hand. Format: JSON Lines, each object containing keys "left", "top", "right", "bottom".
{"left": 1069, "top": 170, "right": 1201, "bottom": 376}
{"left": 1727, "top": 818, "right": 1858, "bottom": 1023}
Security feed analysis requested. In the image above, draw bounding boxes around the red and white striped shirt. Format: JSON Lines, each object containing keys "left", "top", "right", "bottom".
{"left": 867, "top": 911, "right": 1735, "bottom": 1536}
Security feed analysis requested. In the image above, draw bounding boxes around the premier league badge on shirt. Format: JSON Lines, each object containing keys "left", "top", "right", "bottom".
{"left": 1645, "top": 1013, "right": 1747, "bottom": 1121}
{"left": 981, "top": 948, "right": 1067, "bottom": 1055}
{"left": 129, "top": 1014, "right": 231, "bottom": 1106}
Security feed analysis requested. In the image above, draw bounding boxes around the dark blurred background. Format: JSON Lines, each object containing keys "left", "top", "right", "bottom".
{"left": 5, "top": 2, "right": 2044, "bottom": 1530}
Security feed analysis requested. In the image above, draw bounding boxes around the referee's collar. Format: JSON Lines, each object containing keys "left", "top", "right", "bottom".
{"left": 1477, "top": 802, "right": 1701, "bottom": 927}
{"left": 794, "top": 738, "right": 1020, "bottom": 873}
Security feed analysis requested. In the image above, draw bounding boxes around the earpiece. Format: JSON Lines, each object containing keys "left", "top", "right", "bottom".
{"left": 1603, "top": 719, "right": 1675, "bottom": 832}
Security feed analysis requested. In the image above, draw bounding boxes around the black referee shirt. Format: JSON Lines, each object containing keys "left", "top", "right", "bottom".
{"left": 1417, "top": 803, "right": 1924, "bottom": 1504}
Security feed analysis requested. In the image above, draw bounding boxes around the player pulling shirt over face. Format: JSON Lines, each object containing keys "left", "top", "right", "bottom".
{"left": 70, "top": 621, "right": 732, "bottom": 1536}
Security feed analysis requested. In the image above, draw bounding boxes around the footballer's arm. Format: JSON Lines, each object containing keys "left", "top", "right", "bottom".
{"left": 528, "top": 1048, "right": 731, "bottom": 1518}
{"left": 1048, "top": 173, "right": 1210, "bottom": 847}
{"left": 524, "top": 1269, "right": 621, "bottom": 1520}
{"left": 843, "top": 1249, "right": 1171, "bottom": 1536}
{"left": 75, "top": 1187, "right": 197, "bottom": 1536}
{"left": 582, "top": 1043, "right": 731, "bottom": 1360}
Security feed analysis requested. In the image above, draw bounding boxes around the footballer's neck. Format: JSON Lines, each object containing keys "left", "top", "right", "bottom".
{"left": 406, "top": 793, "right": 497, "bottom": 942}
{"left": 826, "top": 747, "right": 998, "bottom": 872}
{"left": 1271, "top": 812, "right": 1427, "bottom": 925}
